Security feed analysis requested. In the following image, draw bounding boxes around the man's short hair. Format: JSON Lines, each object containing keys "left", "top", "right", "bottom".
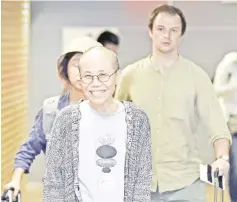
{"left": 97, "top": 31, "right": 120, "bottom": 46}
{"left": 148, "top": 4, "right": 187, "bottom": 36}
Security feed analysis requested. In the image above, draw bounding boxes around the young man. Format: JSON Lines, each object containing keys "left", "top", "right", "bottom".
{"left": 115, "top": 5, "right": 232, "bottom": 202}
{"left": 43, "top": 46, "right": 152, "bottom": 202}
{"left": 213, "top": 52, "right": 237, "bottom": 202}
{"left": 97, "top": 30, "right": 120, "bottom": 54}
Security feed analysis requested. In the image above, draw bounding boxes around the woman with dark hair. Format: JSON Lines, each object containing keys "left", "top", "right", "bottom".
{"left": 3, "top": 37, "right": 102, "bottom": 200}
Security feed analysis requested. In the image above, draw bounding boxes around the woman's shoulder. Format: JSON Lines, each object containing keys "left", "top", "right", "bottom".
{"left": 123, "top": 101, "right": 149, "bottom": 121}
{"left": 123, "top": 101, "right": 150, "bottom": 142}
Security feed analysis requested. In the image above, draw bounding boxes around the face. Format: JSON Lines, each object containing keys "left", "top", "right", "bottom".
{"left": 104, "top": 43, "right": 119, "bottom": 54}
{"left": 149, "top": 12, "right": 182, "bottom": 54}
{"left": 79, "top": 49, "right": 118, "bottom": 105}
{"left": 67, "top": 53, "right": 82, "bottom": 89}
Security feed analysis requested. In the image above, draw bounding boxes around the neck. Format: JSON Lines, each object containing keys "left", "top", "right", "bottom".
{"left": 69, "top": 87, "right": 84, "bottom": 104}
{"left": 89, "top": 98, "right": 118, "bottom": 114}
{"left": 151, "top": 46, "right": 179, "bottom": 69}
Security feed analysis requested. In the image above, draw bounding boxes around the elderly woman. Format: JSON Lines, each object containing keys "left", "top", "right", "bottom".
{"left": 43, "top": 46, "right": 152, "bottom": 202}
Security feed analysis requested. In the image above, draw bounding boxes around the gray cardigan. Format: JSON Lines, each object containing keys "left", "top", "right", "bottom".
{"left": 43, "top": 101, "right": 152, "bottom": 202}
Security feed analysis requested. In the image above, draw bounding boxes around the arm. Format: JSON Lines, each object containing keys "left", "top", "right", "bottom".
{"left": 195, "top": 69, "right": 231, "bottom": 151}
{"left": 133, "top": 111, "right": 152, "bottom": 202}
{"left": 213, "top": 138, "right": 230, "bottom": 159}
{"left": 115, "top": 67, "right": 132, "bottom": 101}
{"left": 4, "top": 109, "right": 46, "bottom": 199}
{"left": 43, "top": 108, "right": 71, "bottom": 202}
{"left": 14, "top": 109, "right": 46, "bottom": 173}
{"left": 215, "top": 83, "right": 237, "bottom": 97}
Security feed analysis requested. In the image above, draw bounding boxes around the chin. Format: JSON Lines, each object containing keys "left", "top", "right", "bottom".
{"left": 75, "top": 86, "right": 82, "bottom": 91}
{"left": 72, "top": 83, "right": 82, "bottom": 90}
{"left": 160, "top": 48, "right": 174, "bottom": 54}
{"left": 87, "top": 96, "right": 107, "bottom": 105}
{"left": 157, "top": 44, "right": 173, "bottom": 53}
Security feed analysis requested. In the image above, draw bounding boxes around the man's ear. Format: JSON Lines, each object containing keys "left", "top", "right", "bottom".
{"left": 148, "top": 27, "right": 153, "bottom": 39}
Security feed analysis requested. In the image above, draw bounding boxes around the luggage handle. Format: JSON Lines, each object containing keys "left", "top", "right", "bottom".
{"left": 214, "top": 169, "right": 224, "bottom": 202}
{"left": 1, "top": 187, "right": 21, "bottom": 202}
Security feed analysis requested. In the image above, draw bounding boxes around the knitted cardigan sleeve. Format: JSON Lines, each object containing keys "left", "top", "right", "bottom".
{"left": 43, "top": 106, "right": 72, "bottom": 202}
{"left": 133, "top": 110, "right": 152, "bottom": 202}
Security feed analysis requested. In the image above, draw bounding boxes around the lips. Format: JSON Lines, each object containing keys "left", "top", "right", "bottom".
{"left": 162, "top": 42, "right": 171, "bottom": 45}
{"left": 89, "top": 90, "right": 106, "bottom": 96}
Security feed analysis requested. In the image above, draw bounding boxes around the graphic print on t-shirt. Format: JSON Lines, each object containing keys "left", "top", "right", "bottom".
{"left": 78, "top": 101, "right": 126, "bottom": 202}
{"left": 96, "top": 134, "right": 117, "bottom": 173}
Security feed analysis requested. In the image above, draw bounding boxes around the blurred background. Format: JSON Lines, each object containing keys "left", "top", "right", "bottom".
{"left": 1, "top": 0, "right": 237, "bottom": 201}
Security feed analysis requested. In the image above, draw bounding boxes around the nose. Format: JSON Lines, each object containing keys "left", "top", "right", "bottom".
{"left": 76, "top": 73, "right": 80, "bottom": 80}
{"left": 164, "top": 30, "right": 170, "bottom": 39}
{"left": 91, "top": 76, "right": 101, "bottom": 87}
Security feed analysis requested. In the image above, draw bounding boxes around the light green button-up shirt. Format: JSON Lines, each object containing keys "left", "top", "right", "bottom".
{"left": 115, "top": 55, "right": 231, "bottom": 193}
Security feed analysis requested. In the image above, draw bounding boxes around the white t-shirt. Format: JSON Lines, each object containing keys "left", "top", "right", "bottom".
{"left": 78, "top": 100, "right": 127, "bottom": 202}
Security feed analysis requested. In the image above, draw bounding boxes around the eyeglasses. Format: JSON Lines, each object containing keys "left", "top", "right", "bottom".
{"left": 80, "top": 69, "right": 118, "bottom": 84}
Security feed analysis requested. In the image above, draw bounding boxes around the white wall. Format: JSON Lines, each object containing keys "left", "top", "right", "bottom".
{"left": 27, "top": 1, "right": 237, "bottom": 181}
{"left": 176, "top": 1, "right": 237, "bottom": 76}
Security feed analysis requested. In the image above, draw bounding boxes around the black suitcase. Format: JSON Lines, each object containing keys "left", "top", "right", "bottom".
{"left": 1, "top": 188, "right": 21, "bottom": 202}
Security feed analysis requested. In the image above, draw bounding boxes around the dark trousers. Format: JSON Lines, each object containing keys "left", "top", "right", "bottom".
{"left": 229, "top": 133, "right": 237, "bottom": 202}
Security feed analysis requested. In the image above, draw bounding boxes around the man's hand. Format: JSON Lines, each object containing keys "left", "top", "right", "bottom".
{"left": 211, "top": 158, "right": 230, "bottom": 177}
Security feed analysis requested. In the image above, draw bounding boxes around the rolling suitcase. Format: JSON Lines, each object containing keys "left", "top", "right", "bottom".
{"left": 1, "top": 188, "right": 21, "bottom": 202}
